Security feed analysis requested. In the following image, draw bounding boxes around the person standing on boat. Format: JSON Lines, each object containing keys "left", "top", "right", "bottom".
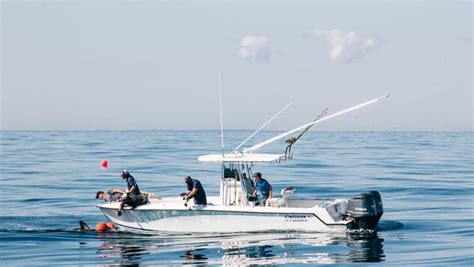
{"left": 183, "top": 176, "right": 207, "bottom": 206}
{"left": 252, "top": 172, "right": 272, "bottom": 205}
{"left": 118, "top": 170, "right": 141, "bottom": 216}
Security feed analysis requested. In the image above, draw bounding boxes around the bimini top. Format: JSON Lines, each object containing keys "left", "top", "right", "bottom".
{"left": 198, "top": 153, "right": 284, "bottom": 163}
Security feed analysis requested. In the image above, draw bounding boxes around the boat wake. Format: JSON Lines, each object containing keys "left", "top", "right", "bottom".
{"left": 0, "top": 215, "right": 403, "bottom": 264}
{"left": 0, "top": 215, "right": 403, "bottom": 235}
{"left": 377, "top": 220, "right": 404, "bottom": 231}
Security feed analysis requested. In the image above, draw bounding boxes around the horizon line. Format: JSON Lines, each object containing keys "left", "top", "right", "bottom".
{"left": 0, "top": 129, "right": 472, "bottom": 133}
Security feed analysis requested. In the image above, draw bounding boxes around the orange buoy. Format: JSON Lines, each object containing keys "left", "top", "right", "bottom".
{"left": 101, "top": 160, "right": 108, "bottom": 170}
{"left": 106, "top": 223, "right": 116, "bottom": 230}
{"left": 95, "top": 222, "right": 108, "bottom": 232}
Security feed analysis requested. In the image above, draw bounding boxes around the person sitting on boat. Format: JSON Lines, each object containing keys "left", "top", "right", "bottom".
{"left": 95, "top": 189, "right": 125, "bottom": 202}
{"left": 118, "top": 170, "right": 141, "bottom": 216}
{"left": 252, "top": 172, "right": 272, "bottom": 205}
{"left": 183, "top": 176, "right": 207, "bottom": 206}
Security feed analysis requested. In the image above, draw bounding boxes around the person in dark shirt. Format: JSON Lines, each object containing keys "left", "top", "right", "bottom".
{"left": 118, "top": 170, "right": 141, "bottom": 216}
{"left": 252, "top": 172, "right": 272, "bottom": 205}
{"left": 183, "top": 176, "right": 207, "bottom": 206}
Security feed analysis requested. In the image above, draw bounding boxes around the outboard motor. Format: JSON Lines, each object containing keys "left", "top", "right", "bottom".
{"left": 346, "top": 191, "right": 383, "bottom": 230}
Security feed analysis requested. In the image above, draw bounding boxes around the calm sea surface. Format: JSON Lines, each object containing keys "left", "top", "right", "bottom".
{"left": 0, "top": 131, "right": 473, "bottom": 265}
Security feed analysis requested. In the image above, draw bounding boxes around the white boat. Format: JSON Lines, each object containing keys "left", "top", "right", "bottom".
{"left": 98, "top": 95, "right": 389, "bottom": 233}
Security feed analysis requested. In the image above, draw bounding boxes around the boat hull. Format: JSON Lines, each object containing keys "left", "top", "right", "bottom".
{"left": 98, "top": 199, "right": 349, "bottom": 233}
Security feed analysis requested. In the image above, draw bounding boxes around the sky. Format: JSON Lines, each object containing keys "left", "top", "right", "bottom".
{"left": 1, "top": 0, "right": 472, "bottom": 131}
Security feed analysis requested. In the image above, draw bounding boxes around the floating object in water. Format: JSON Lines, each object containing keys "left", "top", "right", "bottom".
{"left": 95, "top": 222, "right": 108, "bottom": 232}
{"left": 79, "top": 220, "right": 116, "bottom": 232}
{"left": 101, "top": 160, "right": 108, "bottom": 170}
{"left": 106, "top": 223, "right": 116, "bottom": 230}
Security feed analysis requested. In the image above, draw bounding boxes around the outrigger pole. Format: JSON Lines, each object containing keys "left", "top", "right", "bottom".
{"left": 233, "top": 102, "right": 293, "bottom": 152}
{"left": 244, "top": 95, "right": 391, "bottom": 153}
{"left": 284, "top": 107, "right": 328, "bottom": 159}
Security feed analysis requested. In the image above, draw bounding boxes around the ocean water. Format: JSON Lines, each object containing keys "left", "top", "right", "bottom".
{"left": 0, "top": 130, "right": 472, "bottom": 265}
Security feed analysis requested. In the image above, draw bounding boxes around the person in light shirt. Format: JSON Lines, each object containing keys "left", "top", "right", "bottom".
{"left": 95, "top": 189, "right": 125, "bottom": 202}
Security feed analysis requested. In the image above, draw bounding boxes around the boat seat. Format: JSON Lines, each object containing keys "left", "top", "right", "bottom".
{"left": 266, "top": 187, "right": 296, "bottom": 207}
{"left": 224, "top": 168, "right": 239, "bottom": 179}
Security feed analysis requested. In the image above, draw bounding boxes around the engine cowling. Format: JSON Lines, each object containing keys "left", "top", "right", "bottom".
{"left": 346, "top": 191, "right": 383, "bottom": 230}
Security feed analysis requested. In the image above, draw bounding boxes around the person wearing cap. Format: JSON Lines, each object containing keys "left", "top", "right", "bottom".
{"left": 121, "top": 170, "right": 141, "bottom": 196}
{"left": 118, "top": 170, "right": 141, "bottom": 216}
{"left": 95, "top": 189, "right": 126, "bottom": 202}
{"left": 183, "top": 176, "right": 207, "bottom": 206}
{"left": 252, "top": 172, "right": 272, "bottom": 205}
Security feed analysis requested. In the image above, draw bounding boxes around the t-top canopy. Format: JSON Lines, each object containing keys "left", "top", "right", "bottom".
{"left": 198, "top": 153, "right": 284, "bottom": 163}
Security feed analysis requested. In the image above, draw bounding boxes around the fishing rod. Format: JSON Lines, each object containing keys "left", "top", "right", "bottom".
{"left": 219, "top": 72, "right": 224, "bottom": 156}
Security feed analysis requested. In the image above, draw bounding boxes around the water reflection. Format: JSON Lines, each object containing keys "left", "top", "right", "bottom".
{"left": 181, "top": 249, "right": 208, "bottom": 261}
{"left": 95, "top": 232, "right": 151, "bottom": 264}
{"left": 94, "top": 231, "right": 384, "bottom": 265}
{"left": 347, "top": 233, "right": 384, "bottom": 263}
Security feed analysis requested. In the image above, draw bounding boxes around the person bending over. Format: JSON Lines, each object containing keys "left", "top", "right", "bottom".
{"left": 95, "top": 189, "right": 125, "bottom": 202}
{"left": 183, "top": 176, "right": 207, "bottom": 206}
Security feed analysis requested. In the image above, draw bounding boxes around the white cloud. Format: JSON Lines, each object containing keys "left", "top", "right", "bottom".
{"left": 310, "top": 29, "right": 381, "bottom": 63}
{"left": 238, "top": 35, "right": 272, "bottom": 63}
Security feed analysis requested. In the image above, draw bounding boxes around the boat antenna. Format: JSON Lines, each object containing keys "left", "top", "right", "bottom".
{"left": 233, "top": 102, "right": 293, "bottom": 153}
{"left": 219, "top": 71, "right": 224, "bottom": 156}
{"left": 244, "top": 95, "right": 391, "bottom": 153}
